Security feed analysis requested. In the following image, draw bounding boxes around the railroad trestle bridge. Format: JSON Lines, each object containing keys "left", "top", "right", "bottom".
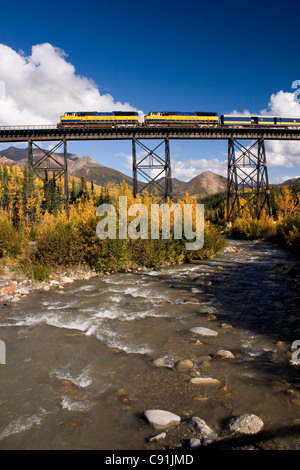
{"left": 1, "top": 124, "right": 300, "bottom": 220}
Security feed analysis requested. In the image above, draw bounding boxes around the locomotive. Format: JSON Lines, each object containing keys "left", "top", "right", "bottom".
{"left": 58, "top": 111, "right": 139, "bottom": 127}
{"left": 58, "top": 111, "right": 300, "bottom": 128}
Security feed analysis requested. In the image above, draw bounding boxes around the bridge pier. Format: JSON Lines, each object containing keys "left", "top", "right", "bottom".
{"left": 132, "top": 138, "right": 172, "bottom": 200}
{"left": 27, "top": 139, "right": 69, "bottom": 217}
{"left": 227, "top": 138, "right": 272, "bottom": 221}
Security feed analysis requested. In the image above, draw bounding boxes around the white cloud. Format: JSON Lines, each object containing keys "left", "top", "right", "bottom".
{"left": 0, "top": 43, "right": 141, "bottom": 126}
{"left": 261, "top": 91, "right": 300, "bottom": 168}
{"left": 229, "top": 90, "right": 300, "bottom": 169}
{"left": 117, "top": 150, "right": 227, "bottom": 181}
{"left": 171, "top": 158, "right": 227, "bottom": 180}
{"left": 261, "top": 90, "right": 300, "bottom": 117}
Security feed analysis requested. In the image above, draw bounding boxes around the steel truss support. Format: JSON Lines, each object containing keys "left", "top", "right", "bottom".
{"left": 28, "top": 139, "right": 69, "bottom": 217}
{"left": 227, "top": 138, "right": 272, "bottom": 221}
{"left": 132, "top": 138, "right": 172, "bottom": 200}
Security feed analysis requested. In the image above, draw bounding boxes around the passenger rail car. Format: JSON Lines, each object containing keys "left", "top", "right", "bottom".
{"left": 58, "top": 111, "right": 139, "bottom": 127}
{"left": 220, "top": 115, "right": 300, "bottom": 126}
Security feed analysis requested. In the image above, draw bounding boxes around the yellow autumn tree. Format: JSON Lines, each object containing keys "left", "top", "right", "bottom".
{"left": 276, "top": 186, "right": 297, "bottom": 219}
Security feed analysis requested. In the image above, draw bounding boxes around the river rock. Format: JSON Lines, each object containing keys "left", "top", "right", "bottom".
{"left": 221, "top": 323, "right": 233, "bottom": 329}
{"left": 149, "top": 432, "right": 167, "bottom": 442}
{"left": 215, "top": 349, "right": 235, "bottom": 359}
{"left": 207, "top": 314, "right": 217, "bottom": 321}
{"left": 226, "top": 414, "right": 264, "bottom": 436}
{"left": 60, "top": 379, "right": 80, "bottom": 395}
{"left": 190, "top": 327, "right": 218, "bottom": 337}
{"left": 144, "top": 409, "right": 181, "bottom": 430}
{"left": 190, "top": 377, "right": 220, "bottom": 385}
{"left": 18, "top": 288, "right": 30, "bottom": 296}
{"left": 189, "top": 416, "right": 218, "bottom": 441}
{"left": 1, "top": 283, "right": 17, "bottom": 294}
{"left": 181, "top": 438, "right": 201, "bottom": 450}
{"left": 152, "top": 357, "right": 166, "bottom": 368}
{"left": 198, "top": 306, "right": 216, "bottom": 314}
{"left": 61, "top": 276, "right": 74, "bottom": 284}
{"left": 183, "top": 297, "right": 201, "bottom": 303}
{"left": 175, "top": 359, "right": 194, "bottom": 370}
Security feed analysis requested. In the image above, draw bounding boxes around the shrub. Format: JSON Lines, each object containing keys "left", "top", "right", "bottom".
{"left": 230, "top": 214, "right": 276, "bottom": 240}
{"left": 34, "top": 220, "right": 82, "bottom": 267}
{"left": 30, "top": 263, "right": 51, "bottom": 282}
{"left": 0, "top": 213, "right": 24, "bottom": 257}
{"left": 130, "top": 238, "right": 185, "bottom": 268}
{"left": 275, "top": 216, "right": 300, "bottom": 251}
{"left": 185, "top": 221, "right": 227, "bottom": 261}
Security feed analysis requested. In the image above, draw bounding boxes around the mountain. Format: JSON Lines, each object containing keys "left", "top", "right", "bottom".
{"left": 0, "top": 146, "right": 227, "bottom": 197}
{"left": 281, "top": 177, "right": 300, "bottom": 186}
{"left": 157, "top": 171, "right": 227, "bottom": 198}
{"left": 0, "top": 146, "right": 136, "bottom": 188}
{"left": 0, "top": 146, "right": 102, "bottom": 175}
{"left": 73, "top": 165, "right": 134, "bottom": 187}
{"left": 185, "top": 171, "right": 227, "bottom": 196}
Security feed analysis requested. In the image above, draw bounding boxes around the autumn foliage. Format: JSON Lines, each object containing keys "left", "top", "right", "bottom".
{"left": 0, "top": 163, "right": 226, "bottom": 279}
{"left": 230, "top": 184, "right": 300, "bottom": 252}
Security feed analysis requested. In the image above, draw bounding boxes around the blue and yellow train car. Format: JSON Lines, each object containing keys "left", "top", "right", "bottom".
{"left": 59, "top": 111, "right": 139, "bottom": 127}
{"left": 220, "top": 115, "right": 252, "bottom": 125}
{"left": 255, "top": 116, "right": 276, "bottom": 125}
{"left": 144, "top": 112, "right": 218, "bottom": 126}
{"left": 221, "top": 114, "right": 300, "bottom": 126}
{"left": 275, "top": 116, "right": 300, "bottom": 126}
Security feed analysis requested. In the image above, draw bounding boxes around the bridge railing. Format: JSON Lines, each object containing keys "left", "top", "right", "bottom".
{"left": 0, "top": 125, "right": 57, "bottom": 130}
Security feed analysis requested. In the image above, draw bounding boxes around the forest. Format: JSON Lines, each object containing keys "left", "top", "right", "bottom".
{"left": 199, "top": 183, "right": 300, "bottom": 252}
{"left": 0, "top": 163, "right": 226, "bottom": 281}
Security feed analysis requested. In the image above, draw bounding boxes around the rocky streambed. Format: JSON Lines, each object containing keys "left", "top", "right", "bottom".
{"left": 0, "top": 237, "right": 299, "bottom": 450}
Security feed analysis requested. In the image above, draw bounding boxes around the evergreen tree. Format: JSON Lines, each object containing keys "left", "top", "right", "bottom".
{"left": 77, "top": 176, "right": 90, "bottom": 202}
{"left": 96, "top": 185, "right": 111, "bottom": 206}
{"left": 70, "top": 179, "right": 78, "bottom": 204}
{"left": 42, "top": 172, "right": 62, "bottom": 214}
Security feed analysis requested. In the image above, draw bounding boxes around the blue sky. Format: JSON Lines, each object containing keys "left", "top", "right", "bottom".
{"left": 0, "top": 0, "right": 300, "bottom": 183}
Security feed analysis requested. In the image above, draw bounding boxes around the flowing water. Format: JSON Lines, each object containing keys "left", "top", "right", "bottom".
{"left": 0, "top": 238, "right": 299, "bottom": 450}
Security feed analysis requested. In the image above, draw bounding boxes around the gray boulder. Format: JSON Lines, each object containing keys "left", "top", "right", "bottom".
{"left": 189, "top": 416, "right": 218, "bottom": 441}
{"left": 144, "top": 409, "right": 181, "bottom": 430}
{"left": 226, "top": 414, "right": 264, "bottom": 436}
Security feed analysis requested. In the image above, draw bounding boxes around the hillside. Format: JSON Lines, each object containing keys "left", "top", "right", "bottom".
{"left": 281, "top": 176, "right": 300, "bottom": 186}
{"left": 185, "top": 171, "right": 227, "bottom": 196}
{"left": 0, "top": 146, "right": 102, "bottom": 175}
{"left": 157, "top": 171, "right": 227, "bottom": 198}
{"left": 73, "top": 165, "right": 134, "bottom": 187}
{"left": 0, "top": 146, "right": 228, "bottom": 198}
{"left": 0, "top": 146, "right": 135, "bottom": 190}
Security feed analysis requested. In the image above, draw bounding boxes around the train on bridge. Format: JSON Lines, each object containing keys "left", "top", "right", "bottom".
{"left": 58, "top": 111, "right": 300, "bottom": 128}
